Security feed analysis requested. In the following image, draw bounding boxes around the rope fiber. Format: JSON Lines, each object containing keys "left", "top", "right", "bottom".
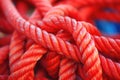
{"left": 0, "top": 0, "right": 120, "bottom": 80}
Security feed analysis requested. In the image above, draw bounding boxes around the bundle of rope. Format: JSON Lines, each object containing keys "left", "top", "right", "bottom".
{"left": 0, "top": 0, "right": 120, "bottom": 80}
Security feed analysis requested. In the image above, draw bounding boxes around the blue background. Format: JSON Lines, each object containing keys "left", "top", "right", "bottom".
{"left": 95, "top": 20, "right": 120, "bottom": 35}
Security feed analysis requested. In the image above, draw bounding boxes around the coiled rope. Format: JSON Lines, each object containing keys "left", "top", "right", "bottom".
{"left": 0, "top": 0, "right": 120, "bottom": 80}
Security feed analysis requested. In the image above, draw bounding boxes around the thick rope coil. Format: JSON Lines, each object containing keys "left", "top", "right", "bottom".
{"left": 40, "top": 15, "right": 120, "bottom": 60}
{"left": 38, "top": 15, "right": 103, "bottom": 80}
{"left": 41, "top": 51, "right": 61, "bottom": 79}
{"left": 2, "top": 0, "right": 102, "bottom": 79}
{"left": 9, "top": 31, "right": 25, "bottom": 73}
{"left": 2, "top": 1, "right": 81, "bottom": 62}
{"left": 0, "top": 0, "right": 120, "bottom": 80}
{"left": 9, "top": 44, "right": 47, "bottom": 80}
{"left": 99, "top": 54, "right": 120, "bottom": 80}
{"left": 59, "top": 58, "right": 77, "bottom": 80}
{"left": 94, "top": 36, "right": 120, "bottom": 60}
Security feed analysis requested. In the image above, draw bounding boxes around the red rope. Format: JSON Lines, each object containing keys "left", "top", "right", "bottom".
{"left": 0, "top": 0, "right": 120, "bottom": 80}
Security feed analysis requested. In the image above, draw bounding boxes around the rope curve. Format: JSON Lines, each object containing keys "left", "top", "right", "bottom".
{"left": 0, "top": 0, "right": 120, "bottom": 80}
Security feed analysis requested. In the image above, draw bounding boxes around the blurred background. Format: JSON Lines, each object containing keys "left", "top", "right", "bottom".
{"left": 95, "top": 20, "right": 120, "bottom": 35}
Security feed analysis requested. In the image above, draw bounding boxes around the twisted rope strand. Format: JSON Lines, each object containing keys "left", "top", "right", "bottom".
{"left": 59, "top": 58, "right": 77, "bottom": 80}
{"left": 38, "top": 16, "right": 103, "bottom": 79}
{"left": 2, "top": 0, "right": 81, "bottom": 62}
{"left": 99, "top": 54, "right": 120, "bottom": 79}
{"left": 9, "top": 31, "right": 25, "bottom": 73}
{"left": 9, "top": 44, "right": 47, "bottom": 80}
{"left": 41, "top": 51, "right": 61, "bottom": 79}
{"left": 40, "top": 16, "right": 120, "bottom": 60}
{"left": 1, "top": 0, "right": 120, "bottom": 80}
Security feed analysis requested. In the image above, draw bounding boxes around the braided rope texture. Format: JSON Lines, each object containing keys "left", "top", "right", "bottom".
{"left": 0, "top": 0, "right": 120, "bottom": 80}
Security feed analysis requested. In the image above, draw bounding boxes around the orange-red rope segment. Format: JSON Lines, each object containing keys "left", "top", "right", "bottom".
{"left": 0, "top": 0, "right": 120, "bottom": 80}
